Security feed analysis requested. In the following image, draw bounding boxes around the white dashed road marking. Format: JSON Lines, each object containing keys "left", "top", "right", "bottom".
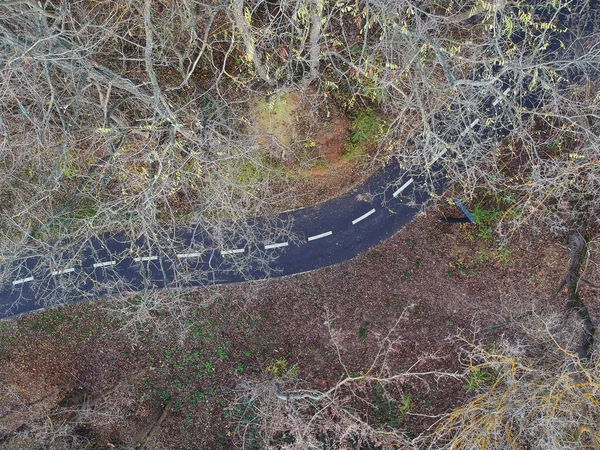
{"left": 393, "top": 178, "right": 414, "bottom": 197}
{"left": 308, "top": 231, "right": 333, "bottom": 241}
{"left": 221, "top": 248, "right": 245, "bottom": 255}
{"left": 134, "top": 255, "right": 159, "bottom": 262}
{"left": 352, "top": 208, "right": 376, "bottom": 225}
{"left": 176, "top": 253, "right": 202, "bottom": 259}
{"left": 264, "top": 242, "right": 289, "bottom": 249}
{"left": 492, "top": 87, "right": 511, "bottom": 106}
{"left": 51, "top": 267, "right": 75, "bottom": 276}
{"left": 431, "top": 148, "right": 447, "bottom": 165}
{"left": 12, "top": 276, "right": 34, "bottom": 286}
{"left": 460, "top": 118, "right": 480, "bottom": 137}
{"left": 93, "top": 261, "right": 116, "bottom": 268}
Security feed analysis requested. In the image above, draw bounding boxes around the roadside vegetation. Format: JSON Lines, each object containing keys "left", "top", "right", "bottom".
{"left": 0, "top": 0, "right": 598, "bottom": 311}
{"left": 1, "top": 203, "right": 599, "bottom": 449}
{"left": 0, "top": 0, "right": 599, "bottom": 448}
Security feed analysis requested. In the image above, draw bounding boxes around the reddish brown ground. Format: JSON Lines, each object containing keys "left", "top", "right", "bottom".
{"left": 248, "top": 90, "right": 378, "bottom": 210}
{"left": 1, "top": 199, "right": 586, "bottom": 449}
{"left": 301, "top": 115, "right": 363, "bottom": 203}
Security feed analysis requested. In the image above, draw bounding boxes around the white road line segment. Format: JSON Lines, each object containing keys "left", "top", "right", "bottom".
{"left": 221, "top": 248, "right": 245, "bottom": 255}
{"left": 264, "top": 242, "right": 289, "bottom": 249}
{"left": 492, "top": 87, "right": 511, "bottom": 106}
{"left": 176, "top": 253, "right": 202, "bottom": 259}
{"left": 352, "top": 208, "right": 376, "bottom": 225}
{"left": 308, "top": 231, "right": 333, "bottom": 241}
{"left": 469, "top": 118, "right": 480, "bottom": 128}
{"left": 51, "top": 267, "right": 75, "bottom": 276}
{"left": 431, "top": 148, "right": 448, "bottom": 165}
{"left": 93, "top": 260, "right": 116, "bottom": 268}
{"left": 134, "top": 255, "right": 159, "bottom": 262}
{"left": 392, "top": 178, "right": 414, "bottom": 197}
{"left": 12, "top": 276, "right": 34, "bottom": 285}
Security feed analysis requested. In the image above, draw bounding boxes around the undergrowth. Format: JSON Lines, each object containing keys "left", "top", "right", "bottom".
{"left": 342, "top": 109, "right": 384, "bottom": 161}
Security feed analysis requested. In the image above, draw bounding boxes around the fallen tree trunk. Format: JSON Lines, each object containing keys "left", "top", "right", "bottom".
{"left": 553, "top": 232, "right": 596, "bottom": 359}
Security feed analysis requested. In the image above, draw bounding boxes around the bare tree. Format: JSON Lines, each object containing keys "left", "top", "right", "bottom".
{"left": 429, "top": 233, "right": 598, "bottom": 450}
{"left": 1, "top": 0, "right": 598, "bottom": 317}
{"left": 225, "top": 0, "right": 599, "bottom": 235}
{"left": 228, "top": 307, "right": 462, "bottom": 449}
{"left": 428, "top": 313, "right": 599, "bottom": 450}
{"left": 0, "top": 0, "right": 296, "bottom": 316}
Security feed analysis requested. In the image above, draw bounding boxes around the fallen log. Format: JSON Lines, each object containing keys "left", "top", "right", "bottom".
{"left": 553, "top": 232, "right": 596, "bottom": 359}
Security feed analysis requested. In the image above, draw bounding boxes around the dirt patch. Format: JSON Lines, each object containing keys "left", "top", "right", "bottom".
{"left": 313, "top": 116, "right": 352, "bottom": 169}
{"left": 247, "top": 90, "right": 372, "bottom": 209}
{"left": 249, "top": 91, "right": 302, "bottom": 157}
{"left": 298, "top": 115, "right": 364, "bottom": 204}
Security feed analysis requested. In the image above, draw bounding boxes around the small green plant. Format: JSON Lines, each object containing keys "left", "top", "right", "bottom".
{"left": 235, "top": 152, "right": 269, "bottom": 185}
{"left": 349, "top": 109, "right": 383, "bottom": 143}
{"left": 357, "top": 323, "right": 370, "bottom": 340}
{"left": 265, "top": 358, "right": 299, "bottom": 378}
{"left": 447, "top": 255, "right": 476, "bottom": 278}
{"left": 372, "top": 386, "right": 397, "bottom": 427}
{"left": 468, "top": 192, "right": 520, "bottom": 242}
{"left": 342, "top": 109, "right": 384, "bottom": 161}
{"left": 154, "top": 387, "right": 170, "bottom": 402}
{"left": 465, "top": 369, "right": 491, "bottom": 392}
{"left": 372, "top": 385, "right": 413, "bottom": 427}
{"left": 474, "top": 247, "right": 511, "bottom": 265}
{"left": 25, "top": 311, "right": 68, "bottom": 334}
{"left": 217, "top": 347, "right": 228, "bottom": 359}
{"left": 492, "top": 247, "right": 511, "bottom": 264}
{"left": 398, "top": 393, "right": 414, "bottom": 422}
{"left": 69, "top": 198, "right": 98, "bottom": 221}
{"left": 309, "top": 156, "right": 329, "bottom": 170}
{"left": 191, "top": 390, "right": 206, "bottom": 404}
{"left": 470, "top": 204, "right": 503, "bottom": 241}
{"left": 63, "top": 164, "right": 79, "bottom": 180}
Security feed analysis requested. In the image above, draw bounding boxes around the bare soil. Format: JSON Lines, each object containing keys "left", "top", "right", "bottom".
{"left": 0, "top": 199, "right": 585, "bottom": 449}
{"left": 248, "top": 90, "right": 374, "bottom": 209}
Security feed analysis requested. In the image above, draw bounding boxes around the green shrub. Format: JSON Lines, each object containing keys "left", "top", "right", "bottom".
{"left": 342, "top": 109, "right": 384, "bottom": 161}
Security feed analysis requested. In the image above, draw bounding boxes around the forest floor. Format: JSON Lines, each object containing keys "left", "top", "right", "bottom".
{"left": 1, "top": 195, "right": 586, "bottom": 449}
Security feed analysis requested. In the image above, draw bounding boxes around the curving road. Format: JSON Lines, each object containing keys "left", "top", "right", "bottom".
{"left": 0, "top": 74, "right": 567, "bottom": 320}
{"left": 0, "top": 75, "right": 566, "bottom": 320}
{"left": 1, "top": 0, "right": 595, "bottom": 319}
{"left": 0, "top": 157, "right": 446, "bottom": 319}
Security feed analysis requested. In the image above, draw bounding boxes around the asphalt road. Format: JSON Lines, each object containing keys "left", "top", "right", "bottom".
{"left": 0, "top": 158, "right": 447, "bottom": 319}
